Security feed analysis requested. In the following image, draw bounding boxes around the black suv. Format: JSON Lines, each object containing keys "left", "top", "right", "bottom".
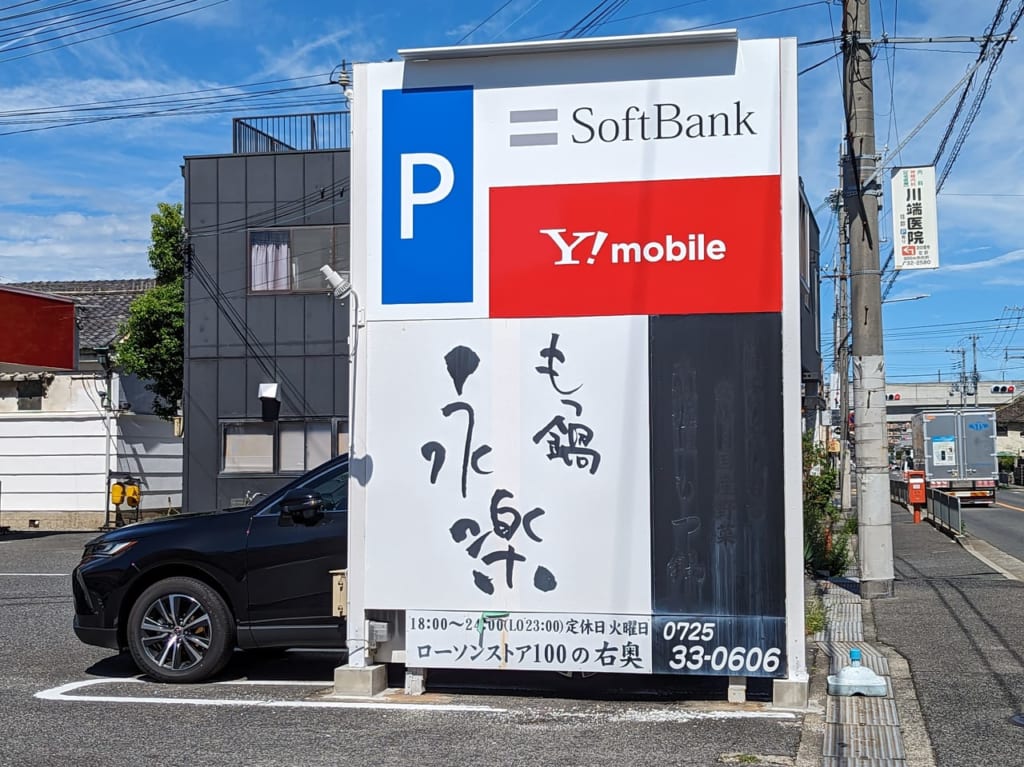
{"left": 73, "top": 456, "right": 348, "bottom": 682}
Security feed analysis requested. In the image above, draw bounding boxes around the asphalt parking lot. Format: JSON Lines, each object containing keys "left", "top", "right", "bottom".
{"left": 1, "top": 532, "right": 809, "bottom": 767}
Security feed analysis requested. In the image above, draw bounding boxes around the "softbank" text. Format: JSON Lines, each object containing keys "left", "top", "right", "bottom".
{"left": 571, "top": 101, "right": 756, "bottom": 144}
{"left": 539, "top": 229, "right": 727, "bottom": 266}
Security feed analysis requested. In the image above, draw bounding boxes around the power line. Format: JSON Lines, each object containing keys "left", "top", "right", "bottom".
{"left": 673, "top": 0, "right": 831, "bottom": 34}
{"left": 0, "top": 85, "right": 344, "bottom": 136}
{"left": 455, "top": 0, "right": 516, "bottom": 44}
{"left": 0, "top": 0, "right": 96, "bottom": 24}
{"left": 524, "top": 0, "right": 823, "bottom": 41}
{"left": 0, "top": 0, "right": 168, "bottom": 42}
{"left": 0, "top": 73, "right": 329, "bottom": 118}
{"left": 799, "top": 50, "right": 841, "bottom": 75}
{"left": 562, "top": 0, "right": 629, "bottom": 39}
{"left": 0, "top": 0, "right": 228, "bottom": 64}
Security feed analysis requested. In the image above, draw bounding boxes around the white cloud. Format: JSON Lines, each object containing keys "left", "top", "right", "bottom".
{"left": 0, "top": 207, "right": 152, "bottom": 282}
{"left": 942, "top": 249, "right": 1024, "bottom": 272}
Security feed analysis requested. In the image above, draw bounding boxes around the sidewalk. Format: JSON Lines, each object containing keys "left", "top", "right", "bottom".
{"left": 807, "top": 504, "right": 1024, "bottom": 767}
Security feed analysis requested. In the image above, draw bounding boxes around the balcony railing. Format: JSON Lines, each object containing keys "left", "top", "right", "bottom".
{"left": 232, "top": 111, "right": 350, "bottom": 153}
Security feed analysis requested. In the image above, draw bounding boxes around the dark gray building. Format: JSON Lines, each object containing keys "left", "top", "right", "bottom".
{"left": 182, "top": 113, "right": 351, "bottom": 510}
{"left": 798, "top": 181, "right": 824, "bottom": 429}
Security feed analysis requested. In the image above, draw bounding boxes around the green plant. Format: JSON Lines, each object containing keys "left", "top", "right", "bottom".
{"left": 999, "top": 455, "right": 1016, "bottom": 473}
{"left": 842, "top": 513, "right": 858, "bottom": 536}
{"left": 805, "top": 595, "right": 827, "bottom": 635}
{"left": 115, "top": 202, "right": 184, "bottom": 419}
{"left": 802, "top": 431, "right": 852, "bottom": 575}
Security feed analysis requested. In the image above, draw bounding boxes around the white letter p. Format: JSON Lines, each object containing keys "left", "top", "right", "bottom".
{"left": 400, "top": 153, "right": 455, "bottom": 240}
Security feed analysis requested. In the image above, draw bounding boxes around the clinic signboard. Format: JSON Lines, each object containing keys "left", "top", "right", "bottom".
{"left": 348, "top": 31, "right": 804, "bottom": 683}
{"left": 891, "top": 165, "right": 940, "bottom": 270}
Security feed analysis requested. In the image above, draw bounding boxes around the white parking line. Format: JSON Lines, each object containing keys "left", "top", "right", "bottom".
{"left": 35, "top": 678, "right": 508, "bottom": 713}
{"left": 0, "top": 573, "right": 69, "bottom": 576}
{"left": 34, "top": 678, "right": 800, "bottom": 722}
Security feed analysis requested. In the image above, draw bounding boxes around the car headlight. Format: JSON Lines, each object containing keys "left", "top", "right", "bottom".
{"left": 82, "top": 539, "right": 137, "bottom": 559}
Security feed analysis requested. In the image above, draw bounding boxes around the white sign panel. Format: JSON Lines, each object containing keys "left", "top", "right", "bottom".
{"left": 362, "top": 315, "right": 651, "bottom": 614}
{"left": 892, "top": 166, "right": 940, "bottom": 270}
{"left": 407, "top": 611, "right": 653, "bottom": 673}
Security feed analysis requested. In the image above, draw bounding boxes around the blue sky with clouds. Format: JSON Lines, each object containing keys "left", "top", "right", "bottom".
{"left": 1, "top": 0, "right": 1022, "bottom": 384}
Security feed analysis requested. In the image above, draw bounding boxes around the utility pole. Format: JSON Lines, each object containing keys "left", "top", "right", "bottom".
{"left": 947, "top": 346, "right": 966, "bottom": 405}
{"left": 843, "top": 0, "right": 893, "bottom": 598}
{"left": 970, "top": 334, "right": 980, "bottom": 406}
{"left": 835, "top": 157, "right": 852, "bottom": 514}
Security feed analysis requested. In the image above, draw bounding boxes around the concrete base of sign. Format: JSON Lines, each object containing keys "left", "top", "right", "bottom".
{"left": 772, "top": 678, "right": 809, "bottom": 708}
{"left": 859, "top": 578, "right": 895, "bottom": 599}
{"left": 727, "top": 676, "right": 746, "bottom": 703}
{"left": 333, "top": 664, "right": 387, "bottom": 696}
{"left": 404, "top": 667, "right": 427, "bottom": 695}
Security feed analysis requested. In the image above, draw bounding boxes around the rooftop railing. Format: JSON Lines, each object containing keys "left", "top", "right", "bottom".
{"left": 232, "top": 111, "right": 350, "bottom": 153}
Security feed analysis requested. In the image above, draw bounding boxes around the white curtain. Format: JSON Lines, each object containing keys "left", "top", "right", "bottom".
{"left": 251, "top": 241, "right": 290, "bottom": 291}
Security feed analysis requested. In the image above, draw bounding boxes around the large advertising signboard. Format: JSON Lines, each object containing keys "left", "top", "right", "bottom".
{"left": 349, "top": 31, "right": 803, "bottom": 683}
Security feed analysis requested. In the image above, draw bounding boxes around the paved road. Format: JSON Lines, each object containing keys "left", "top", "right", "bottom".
{"left": 962, "top": 485, "right": 1024, "bottom": 561}
{"left": 1, "top": 532, "right": 807, "bottom": 767}
{"left": 871, "top": 511, "right": 1024, "bottom": 767}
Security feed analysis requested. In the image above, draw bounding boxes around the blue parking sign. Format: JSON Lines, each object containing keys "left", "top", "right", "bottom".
{"left": 381, "top": 86, "right": 474, "bottom": 304}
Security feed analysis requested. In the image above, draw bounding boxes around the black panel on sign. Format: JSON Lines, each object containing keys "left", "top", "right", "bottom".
{"left": 649, "top": 313, "right": 785, "bottom": 618}
{"left": 652, "top": 615, "right": 787, "bottom": 677}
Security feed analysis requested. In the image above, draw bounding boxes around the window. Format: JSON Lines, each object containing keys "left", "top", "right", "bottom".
{"left": 17, "top": 380, "right": 44, "bottom": 411}
{"left": 279, "top": 421, "right": 332, "bottom": 472}
{"left": 222, "top": 419, "right": 345, "bottom": 474}
{"left": 223, "top": 423, "right": 274, "bottom": 473}
{"left": 249, "top": 226, "right": 350, "bottom": 293}
{"left": 336, "top": 419, "right": 349, "bottom": 457}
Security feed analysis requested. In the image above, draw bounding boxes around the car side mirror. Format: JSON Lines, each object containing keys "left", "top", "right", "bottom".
{"left": 280, "top": 491, "right": 325, "bottom": 526}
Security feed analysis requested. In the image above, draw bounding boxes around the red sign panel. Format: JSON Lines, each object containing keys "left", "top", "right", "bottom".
{"left": 489, "top": 175, "right": 782, "bottom": 318}
{"left": 0, "top": 288, "right": 77, "bottom": 370}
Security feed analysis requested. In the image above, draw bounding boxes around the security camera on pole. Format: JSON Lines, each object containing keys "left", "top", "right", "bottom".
{"left": 844, "top": 0, "right": 894, "bottom": 598}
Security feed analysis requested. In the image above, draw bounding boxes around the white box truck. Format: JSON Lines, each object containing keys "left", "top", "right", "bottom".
{"left": 910, "top": 409, "right": 998, "bottom": 506}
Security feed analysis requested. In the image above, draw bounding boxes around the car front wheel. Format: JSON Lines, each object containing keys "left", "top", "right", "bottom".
{"left": 126, "top": 576, "right": 235, "bottom": 683}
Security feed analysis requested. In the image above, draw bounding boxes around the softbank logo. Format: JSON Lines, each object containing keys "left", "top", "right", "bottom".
{"left": 509, "top": 109, "right": 559, "bottom": 147}
{"left": 540, "top": 229, "right": 728, "bottom": 265}
{"left": 506, "top": 100, "right": 758, "bottom": 149}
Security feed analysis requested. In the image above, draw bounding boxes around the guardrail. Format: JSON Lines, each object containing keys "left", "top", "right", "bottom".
{"left": 927, "top": 487, "right": 963, "bottom": 535}
{"left": 890, "top": 474, "right": 909, "bottom": 505}
{"left": 890, "top": 475, "right": 962, "bottom": 533}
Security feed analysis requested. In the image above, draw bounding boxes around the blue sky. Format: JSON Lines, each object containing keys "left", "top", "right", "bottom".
{"left": 1, "top": 0, "right": 1022, "bottom": 384}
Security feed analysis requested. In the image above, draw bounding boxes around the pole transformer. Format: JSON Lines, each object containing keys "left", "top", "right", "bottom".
{"left": 843, "top": 0, "right": 893, "bottom": 597}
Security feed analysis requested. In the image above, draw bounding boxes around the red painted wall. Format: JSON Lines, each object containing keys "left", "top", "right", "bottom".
{"left": 0, "top": 288, "right": 77, "bottom": 370}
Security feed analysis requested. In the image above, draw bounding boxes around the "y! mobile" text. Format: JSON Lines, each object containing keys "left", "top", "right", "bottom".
{"left": 539, "top": 229, "right": 727, "bottom": 266}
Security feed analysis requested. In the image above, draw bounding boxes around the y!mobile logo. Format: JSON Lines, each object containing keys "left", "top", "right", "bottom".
{"left": 381, "top": 87, "right": 474, "bottom": 304}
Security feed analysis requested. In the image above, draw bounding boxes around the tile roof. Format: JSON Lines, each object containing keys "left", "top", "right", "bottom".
{"left": 9, "top": 279, "right": 155, "bottom": 349}
{"left": 997, "top": 394, "right": 1024, "bottom": 426}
